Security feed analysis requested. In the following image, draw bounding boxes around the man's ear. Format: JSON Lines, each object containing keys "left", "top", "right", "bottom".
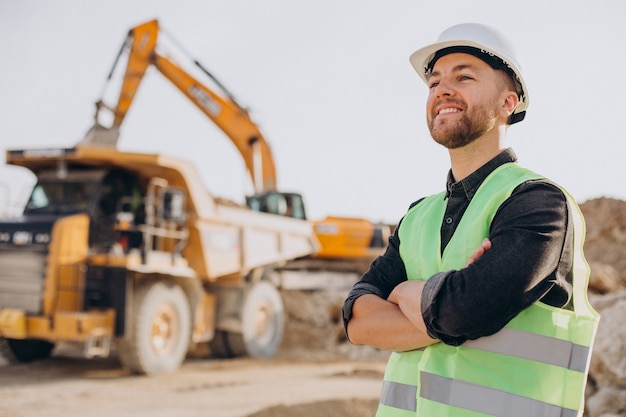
{"left": 501, "top": 91, "right": 519, "bottom": 118}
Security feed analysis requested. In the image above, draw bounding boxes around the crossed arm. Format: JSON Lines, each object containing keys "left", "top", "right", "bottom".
{"left": 346, "top": 239, "right": 492, "bottom": 351}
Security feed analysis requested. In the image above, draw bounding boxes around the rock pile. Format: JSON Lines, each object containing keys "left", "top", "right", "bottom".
{"left": 582, "top": 197, "right": 626, "bottom": 417}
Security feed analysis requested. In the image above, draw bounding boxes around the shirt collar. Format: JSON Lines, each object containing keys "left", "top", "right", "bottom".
{"left": 445, "top": 148, "right": 518, "bottom": 200}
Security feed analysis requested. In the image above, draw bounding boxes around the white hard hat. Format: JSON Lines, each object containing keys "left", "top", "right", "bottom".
{"left": 410, "top": 23, "right": 528, "bottom": 124}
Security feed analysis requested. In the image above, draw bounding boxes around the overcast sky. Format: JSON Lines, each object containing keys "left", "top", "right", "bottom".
{"left": 1, "top": 0, "right": 624, "bottom": 223}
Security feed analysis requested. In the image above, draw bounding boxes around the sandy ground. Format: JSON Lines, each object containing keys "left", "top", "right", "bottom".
{"left": 0, "top": 344, "right": 387, "bottom": 417}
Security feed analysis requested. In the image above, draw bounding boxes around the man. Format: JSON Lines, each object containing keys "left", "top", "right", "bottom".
{"left": 342, "top": 23, "right": 599, "bottom": 417}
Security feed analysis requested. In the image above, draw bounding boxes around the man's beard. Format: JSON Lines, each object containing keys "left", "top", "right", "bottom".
{"left": 428, "top": 102, "right": 497, "bottom": 149}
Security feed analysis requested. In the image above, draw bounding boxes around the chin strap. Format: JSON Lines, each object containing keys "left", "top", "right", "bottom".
{"left": 508, "top": 111, "right": 526, "bottom": 125}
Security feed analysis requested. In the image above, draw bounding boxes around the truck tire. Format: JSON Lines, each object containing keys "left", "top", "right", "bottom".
{"left": 117, "top": 282, "right": 191, "bottom": 375}
{"left": 0, "top": 337, "right": 54, "bottom": 363}
{"left": 211, "top": 281, "right": 284, "bottom": 358}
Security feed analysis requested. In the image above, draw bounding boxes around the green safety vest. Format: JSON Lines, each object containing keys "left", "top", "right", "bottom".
{"left": 377, "top": 163, "right": 599, "bottom": 417}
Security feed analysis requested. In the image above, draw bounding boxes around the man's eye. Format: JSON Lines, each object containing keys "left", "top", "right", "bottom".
{"left": 459, "top": 75, "right": 474, "bottom": 81}
{"left": 429, "top": 81, "right": 440, "bottom": 89}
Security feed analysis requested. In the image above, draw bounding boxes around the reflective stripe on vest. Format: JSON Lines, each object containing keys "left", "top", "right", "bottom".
{"left": 379, "top": 379, "right": 576, "bottom": 416}
{"left": 464, "top": 327, "right": 589, "bottom": 372}
{"left": 377, "top": 163, "right": 599, "bottom": 417}
{"left": 380, "top": 380, "right": 417, "bottom": 411}
{"left": 419, "top": 372, "right": 578, "bottom": 417}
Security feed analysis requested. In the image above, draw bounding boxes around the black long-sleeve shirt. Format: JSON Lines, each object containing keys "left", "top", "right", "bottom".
{"left": 342, "top": 149, "right": 574, "bottom": 346}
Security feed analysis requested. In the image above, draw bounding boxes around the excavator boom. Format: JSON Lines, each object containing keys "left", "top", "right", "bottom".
{"left": 87, "top": 19, "right": 277, "bottom": 193}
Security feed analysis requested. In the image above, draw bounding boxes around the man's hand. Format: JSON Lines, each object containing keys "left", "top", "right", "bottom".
{"left": 348, "top": 294, "right": 436, "bottom": 351}
{"left": 387, "top": 280, "right": 428, "bottom": 331}
{"left": 466, "top": 238, "right": 491, "bottom": 266}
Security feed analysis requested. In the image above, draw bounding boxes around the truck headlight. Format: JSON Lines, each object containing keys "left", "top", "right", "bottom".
{"left": 13, "top": 231, "right": 33, "bottom": 245}
{"left": 34, "top": 233, "right": 50, "bottom": 244}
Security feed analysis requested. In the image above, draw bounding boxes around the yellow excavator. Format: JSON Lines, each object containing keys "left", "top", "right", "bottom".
{"left": 85, "top": 19, "right": 388, "bottom": 271}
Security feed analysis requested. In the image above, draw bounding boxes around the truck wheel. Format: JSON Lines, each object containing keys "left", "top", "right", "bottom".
{"left": 211, "top": 281, "right": 284, "bottom": 358}
{"left": 242, "top": 281, "right": 284, "bottom": 357}
{"left": 117, "top": 282, "right": 191, "bottom": 375}
{"left": 0, "top": 337, "right": 54, "bottom": 363}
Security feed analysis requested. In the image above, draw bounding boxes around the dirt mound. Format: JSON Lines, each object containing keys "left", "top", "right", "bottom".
{"left": 580, "top": 197, "right": 626, "bottom": 271}
{"left": 579, "top": 198, "right": 626, "bottom": 417}
{"left": 279, "top": 289, "right": 345, "bottom": 354}
{"left": 278, "top": 287, "right": 388, "bottom": 361}
{"left": 580, "top": 197, "right": 626, "bottom": 293}
{"left": 247, "top": 398, "right": 378, "bottom": 417}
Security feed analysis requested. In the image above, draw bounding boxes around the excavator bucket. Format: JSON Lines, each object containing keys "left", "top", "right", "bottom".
{"left": 79, "top": 123, "right": 120, "bottom": 148}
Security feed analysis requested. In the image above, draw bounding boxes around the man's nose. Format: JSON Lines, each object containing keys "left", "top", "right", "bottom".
{"left": 434, "top": 79, "right": 455, "bottom": 97}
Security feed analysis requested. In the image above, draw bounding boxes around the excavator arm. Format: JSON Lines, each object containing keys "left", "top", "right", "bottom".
{"left": 85, "top": 19, "right": 277, "bottom": 193}
{"left": 81, "top": 19, "right": 389, "bottom": 265}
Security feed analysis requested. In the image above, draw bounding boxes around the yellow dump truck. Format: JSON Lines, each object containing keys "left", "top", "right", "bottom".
{"left": 0, "top": 145, "right": 318, "bottom": 374}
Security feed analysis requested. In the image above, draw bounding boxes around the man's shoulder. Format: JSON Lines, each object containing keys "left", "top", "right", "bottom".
{"left": 513, "top": 178, "right": 568, "bottom": 200}
{"left": 503, "top": 179, "right": 570, "bottom": 219}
